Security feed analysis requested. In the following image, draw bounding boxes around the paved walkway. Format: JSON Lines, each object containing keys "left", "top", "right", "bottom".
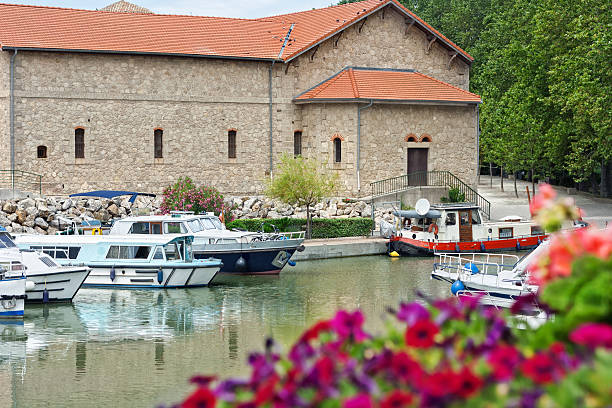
{"left": 477, "top": 177, "right": 612, "bottom": 228}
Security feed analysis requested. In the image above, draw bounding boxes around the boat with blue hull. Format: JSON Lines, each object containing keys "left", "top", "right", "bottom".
{"left": 14, "top": 234, "right": 222, "bottom": 288}
{"left": 108, "top": 213, "right": 305, "bottom": 275}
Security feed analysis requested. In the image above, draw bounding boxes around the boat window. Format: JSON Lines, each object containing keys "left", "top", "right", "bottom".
{"left": 209, "top": 217, "right": 224, "bottom": 230}
{"left": 472, "top": 210, "right": 481, "bottom": 225}
{"left": 445, "top": 213, "right": 456, "bottom": 226}
{"left": 460, "top": 212, "right": 471, "bottom": 226}
{"left": 164, "top": 243, "right": 183, "bottom": 261}
{"left": 55, "top": 247, "right": 69, "bottom": 259}
{"left": 188, "top": 220, "right": 203, "bottom": 233}
{"left": 106, "top": 245, "right": 152, "bottom": 259}
{"left": 0, "top": 233, "right": 16, "bottom": 248}
{"left": 43, "top": 249, "right": 55, "bottom": 258}
{"left": 164, "top": 222, "right": 186, "bottom": 234}
{"left": 499, "top": 227, "right": 513, "bottom": 238}
{"left": 69, "top": 247, "right": 81, "bottom": 259}
{"left": 134, "top": 246, "right": 151, "bottom": 259}
{"left": 153, "top": 247, "right": 164, "bottom": 260}
{"left": 151, "top": 223, "right": 162, "bottom": 234}
{"left": 531, "top": 226, "right": 544, "bottom": 236}
{"left": 130, "top": 222, "right": 150, "bottom": 234}
{"left": 200, "top": 218, "right": 216, "bottom": 230}
{"left": 107, "top": 246, "right": 119, "bottom": 259}
{"left": 11, "top": 262, "right": 26, "bottom": 271}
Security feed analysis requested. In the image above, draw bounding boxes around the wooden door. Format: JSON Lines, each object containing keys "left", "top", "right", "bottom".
{"left": 407, "top": 148, "right": 428, "bottom": 186}
{"left": 458, "top": 210, "right": 473, "bottom": 242}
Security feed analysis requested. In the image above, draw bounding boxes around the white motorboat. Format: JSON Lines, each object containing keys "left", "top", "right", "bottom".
{"left": 14, "top": 234, "right": 222, "bottom": 288}
{"left": 0, "top": 230, "right": 90, "bottom": 303}
{"left": 431, "top": 240, "right": 550, "bottom": 300}
{"left": 0, "top": 270, "right": 25, "bottom": 318}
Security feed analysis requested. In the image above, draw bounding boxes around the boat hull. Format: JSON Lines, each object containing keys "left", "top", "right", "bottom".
{"left": 25, "top": 267, "right": 90, "bottom": 303}
{"left": 194, "top": 247, "right": 298, "bottom": 275}
{"left": 390, "top": 235, "right": 547, "bottom": 257}
{"left": 0, "top": 277, "right": 25, "bottom": 318}
{"left": 81, "top": 265, "right": 219, "bottom": 288}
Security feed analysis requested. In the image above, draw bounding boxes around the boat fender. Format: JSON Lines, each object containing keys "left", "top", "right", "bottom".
{"left": 516, "top": 241, "right": 521, "bottom": 251}
{"left": 455, "top": 243, "right": 460, "bottom": 252}
{"left": 25, "top": 280, "right": 35, "bottom": 291}
{"left": 428, "top": 223, "right": 439, "bottom": 235}
{"left": 464, "top": 262, "right": 479, "bottom": 275}
{"left": 157, "top": 268, "right": 164, "bottom": 284}
{"left": 42, "top": 289, "right": 49, "bottom": 304}
{"left": 235, "top": 256, "right": 248, "bottom": 272}
{"left": 110, "top": 267, "right": 116, "bottom": 282}
{"left": 296, "top": 245, "right": 305, "bottom": 252}
{"left": 480, "top": 242, "right": 485, "bottom": 252}
{"left": 389, "top": 251, "right": 400, "bottom": 257}
{"left": 288, "top": 260, "right": 296, "bottom": 267}
{"left": 451, "top": 280, "right": 465, "bottom": 295}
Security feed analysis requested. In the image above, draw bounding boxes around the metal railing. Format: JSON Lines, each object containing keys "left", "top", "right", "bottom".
{"left": 0, "top": 170, "right": 43, "bottom": 194}
{"left": 370, "top": 170, "right": 491, "bottom": 219}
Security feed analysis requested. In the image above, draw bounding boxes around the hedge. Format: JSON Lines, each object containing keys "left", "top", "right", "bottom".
{"left": 226, "top": 217, "right": 374, "bottom": 239}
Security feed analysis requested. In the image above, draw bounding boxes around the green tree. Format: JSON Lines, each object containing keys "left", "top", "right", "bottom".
{"left": 266, "top": 154, "right": 338, "bottom": 239}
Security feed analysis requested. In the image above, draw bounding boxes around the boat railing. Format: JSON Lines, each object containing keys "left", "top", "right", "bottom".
{"left": 245, "top": 231, "right": 305, "bottom": 243}
{"left": 399, "top": 231, "right": 547, "bottom": 243}
{"left": 436, "top": 252, "right": 520, "bottom": 272}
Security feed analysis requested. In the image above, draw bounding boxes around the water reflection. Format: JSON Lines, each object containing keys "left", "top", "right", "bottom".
{"left": 0, "top": 255, "right": 448, "bottom": 407}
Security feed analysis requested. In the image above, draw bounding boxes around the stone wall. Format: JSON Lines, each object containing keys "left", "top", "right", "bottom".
{"left": 301, "top": 103, "right": 478, "bottom": 194}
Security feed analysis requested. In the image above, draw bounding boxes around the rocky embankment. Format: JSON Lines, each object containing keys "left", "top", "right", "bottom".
{"left": 0, "top": 195, "right": 395, "bottom": 234}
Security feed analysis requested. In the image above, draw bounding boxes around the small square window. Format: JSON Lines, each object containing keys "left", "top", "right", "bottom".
{"left": 499, "top": 227, "right": 513, "bottom": 238}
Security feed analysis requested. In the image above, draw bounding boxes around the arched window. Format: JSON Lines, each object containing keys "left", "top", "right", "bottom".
{"left": 420, "top": 134, "right": 432, "bottom": 142}
{"left": 75, "top": 128, "right": 85, "bottom": 159}
{"left": 228, "top": 129, "right": 237, "bottom": 159}
{"left": 37, "top": 145, "right": 47, "bottom": 159}
{"left": 154, "top": 129, "right": 163, "bottom": 158}
{"left": 294, "top": 131, "right": 302, "bottom": 157}
{"left": 405, "top": 133, "right": 418, "bottom": 142}
{"left": 334, "top": 138, "right": 342, "bottom": 163}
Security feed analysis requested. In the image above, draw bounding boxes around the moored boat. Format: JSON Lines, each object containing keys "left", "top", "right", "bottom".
{"left": 14, "top": 234, "right": 222, "bottom": 288}
{"left": 0, "top": 270, "right": 25, "bottom": 319}
{"left": 389, "top": 199, "right": 580, "bottom": 256}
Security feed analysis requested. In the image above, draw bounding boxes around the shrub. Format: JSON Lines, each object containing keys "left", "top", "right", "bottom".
{"left": 160, "top": 177, "right": 225, "bottom": 216}
{"left": 440, "top": 187, "right": 466, "bottom": 203}
{"left": 226, "top": 217, "right": 374, "bottom": 238}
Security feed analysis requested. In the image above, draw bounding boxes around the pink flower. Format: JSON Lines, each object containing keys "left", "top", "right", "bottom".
{"left": 529, "top": 184, "right": 556, "bottom": 216}
{"left": 404, "top": 319, "right": 439, "bottom": 348}
{"left": 331, "top": 310, "right": 368, "bottom": 342}
{"left": 487, "top": 345, "right": 521, "bottom": 381}
{"left": 570, "top": 323, "right": 612, "bottom": 349}
{"left": 343, "top": 394, "right": 373, "bottom": 408}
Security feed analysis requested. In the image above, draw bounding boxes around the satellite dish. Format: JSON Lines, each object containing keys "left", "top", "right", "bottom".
{"left": 415, "top": 198, "right": 430, "bottom": 216}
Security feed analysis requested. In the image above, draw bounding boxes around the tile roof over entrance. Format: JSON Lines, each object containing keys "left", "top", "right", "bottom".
{"left": 0, "top": 0, "right": 472, "bottom": 63}
{"left": 294, "top": 67, "right": 482, "bottom": 104}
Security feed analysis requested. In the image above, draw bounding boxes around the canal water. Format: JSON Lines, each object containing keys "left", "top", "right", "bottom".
{"left": 0, "top": 255, "right": 451, "bottom": 407}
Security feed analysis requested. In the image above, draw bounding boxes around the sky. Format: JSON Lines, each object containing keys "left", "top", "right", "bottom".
{"left": 0, "top": 0, "right": 338, "bottom": 18}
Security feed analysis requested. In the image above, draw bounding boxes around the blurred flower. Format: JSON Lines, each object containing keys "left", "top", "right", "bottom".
{"left": 396, "top": 302, "right": 430, "bottom": 326}
{"left": 380, "top": 390, "right": 413, "bottom": 408}
{"left": 487, "top": 345, "right": 521, "bottom": 381}
{"left": 343, "top": 393, "right": 373, "bottom": 408}
{"left": 456, "top": 367, "right": 484, "bottom": 398}
{"left": 189, "top": 375, "right": 216, "bottom": 387}
{"left": 520, "top": 353, "right": 561, "bottom": 384}
{"left": 570, "top": 323, "right": 612, "bottom": 349}
{"left": 529, "top": 184, "right": 582, "bottom": 232}
{"left": 181, "top": 387, "right": 216, "bottom": 408}
{"left": 390, "top": 351, "right": 423, "bottom": 385}
{"left": 405, "top": 319, "right": 439, "bottom": 348}
{"left": 331, "top": 310, "right": 369, "bottom": 342}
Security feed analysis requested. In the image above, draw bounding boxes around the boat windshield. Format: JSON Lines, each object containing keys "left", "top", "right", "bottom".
{"left": 106, "top": 245, "right": 152, "bottom": 259}
{"left": 164, "top": 222, "right": 187, "bottom": 234}
{"left": 164, "top": 242, "right": 183, "bottom": 261}
{"left": 199, "top": 218, "right": 217, "bottom": 230}
{"left": 0, "top": 232, "right": 16, "bottom": 248}
{"left": 187, "top": 220, "right": 204, "bottom": 233}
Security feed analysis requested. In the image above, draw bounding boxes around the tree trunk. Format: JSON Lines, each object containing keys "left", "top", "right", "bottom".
{"left": 490, "top": 162, "right": 493, "bottom": 188}
{"left": 514, "top": 172, "right": 518, "bottom": 198}
{"left": 500, "top": 166, "right": 504, "bottom": 191}
{"left": 600, "top": 160, "right": 610, "bottom": 198}
{"left": 531, "top": 167, "right": 535, "bottom": 196}
{"left": 306, "top": 204, "right": 311, "bottom": 239}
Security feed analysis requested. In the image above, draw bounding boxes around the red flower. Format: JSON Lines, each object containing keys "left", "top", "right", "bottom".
{"left": 300, "top": 320, "right": 332, "bottom": 342}
{"left": 313, "top": 356, "right": 335, "bottom": 386}
{"left": 487, "top": 345, "right": 521, "bottom": 381}
{"left": 520, "top": 353, "right": 560, "bottom": 384}
{"left": 391, "top": 351, "right": 423, "bottom": 385}
{"left": 455, "top": 367, "right": 483, "bottom": 398}
{"left": 380, "top": 390, "right": 413, "bottom": 408}
{"left": 343, "top": 393, "right": 373, "bottom": 408}
{"left": 570, "top": 323, "right": 612, "bottom": 349}
{"left": 404, "top": 319, "right": 439, "bottom": 348}
{"left": 181, "top": 387, "right": 216, "bottom": 408}
{"left": 422, "top": 369, "right": 460, "bottom": 397}
{"left": 254, "top": 375, "right": 278, "bottom": 406}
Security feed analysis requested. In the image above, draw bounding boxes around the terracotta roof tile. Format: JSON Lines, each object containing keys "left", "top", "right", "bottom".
{"left": 0, "top": 0, "right": 471, "bottom": 62}
{"left": 294, "top": 67, "right": 481, "bottom": 104}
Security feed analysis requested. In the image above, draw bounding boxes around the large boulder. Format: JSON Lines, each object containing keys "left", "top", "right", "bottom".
{"left": 11, "top": 223, "right": 23, "bottom": 233}
{"left": 243, "top": 197, "right": 257, "bottom": 210}
{"left": 61, "top": 199, "right": 73, "bottom": 211}
{"left": 15, "top": 209, "right": 27, "bottom": 224}
{"left": 108, "top": 203, "right": 120, "bottom": 216}
{"left": 23, "top": 215, "right": 36, "bottom": 228}
{"left": 25, "top": 206, "right": 39, "bottom": 218}
{"left": 0, "top": 214, "right": 10, "bottom": 227}
{"left": 2, "top": 201, "right": 16, "bottom": 214}
{"left": 18, "top": 197, "right": 35, "bottom": 209}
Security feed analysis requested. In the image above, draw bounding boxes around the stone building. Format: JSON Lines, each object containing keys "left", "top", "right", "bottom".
{"left": 0, "top": 0, "right": 481, "bottom": 196}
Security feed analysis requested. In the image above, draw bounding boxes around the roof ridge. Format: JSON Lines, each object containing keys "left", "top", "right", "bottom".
{"left": 413, "top": 71, "right": 481, "bottom": 98}
{"left": 347, "top": 68, "right": 360, "bottom": 98}
{"left": 307, "top": 69, "right": 351, "bottom": 99}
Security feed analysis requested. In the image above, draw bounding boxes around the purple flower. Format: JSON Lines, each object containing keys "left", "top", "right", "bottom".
{"left": 396, "top": 302, "right": 430, "bottom": 326}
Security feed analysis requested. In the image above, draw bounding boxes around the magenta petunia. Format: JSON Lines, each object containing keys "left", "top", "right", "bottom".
{"left": 331, "top": 310, "right": 369, "bottom": 342}
{"left": 570, "top": 323, "right": 612, "bottom": 349}
{"left": 487, "top": 345, "right": 521, "bottom": 381}
{"left": 343, "top": 393, "right": 373, "bottom": 408}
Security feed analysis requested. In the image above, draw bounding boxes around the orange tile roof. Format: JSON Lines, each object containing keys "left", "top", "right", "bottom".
{"left": 294, "top": 67, "right": 481, "bottom": 104}
{"left": 0, "top": 0, "right": 472, "bottom": 63}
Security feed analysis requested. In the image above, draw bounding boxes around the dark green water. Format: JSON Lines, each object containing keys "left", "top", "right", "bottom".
{"left": 0, "top": 255, "right": 450, "bottom": 407}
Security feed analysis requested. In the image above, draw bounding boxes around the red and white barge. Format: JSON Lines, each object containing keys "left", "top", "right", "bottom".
{"left": 388, "top": 200, "right": 576, "bottom": 256}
